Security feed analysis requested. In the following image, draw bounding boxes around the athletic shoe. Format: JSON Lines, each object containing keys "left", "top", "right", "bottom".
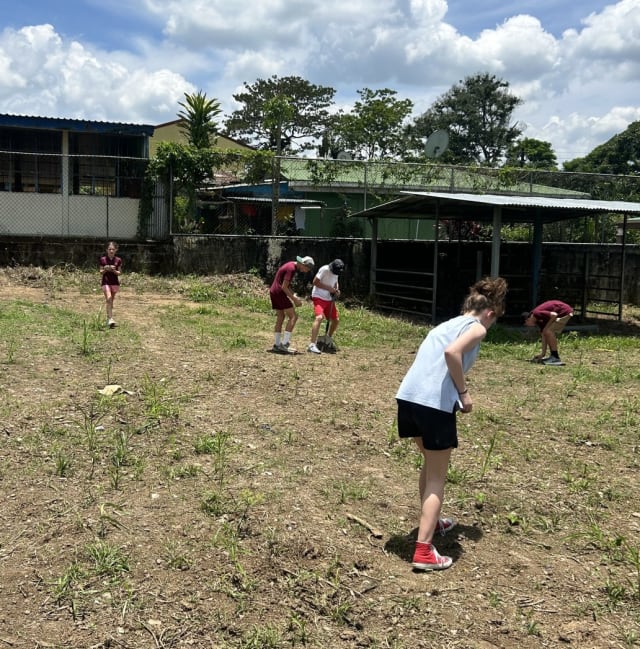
{"left": 412, "top": 542, "right": 453, "bottom": 571}
{"left": 436, "top": 517, "right": 457, "bottom": 536}
{"left": 272, "top": 343, "right": 291, "bottom": 354}
{"left": 543, "top": 356, "right": 563, "bottom": 365}
{"left": 307, "top": 343, "right": 322, "bottom": 354}
{"left": 108, "top": 318, "right": 116, "bottom": 328}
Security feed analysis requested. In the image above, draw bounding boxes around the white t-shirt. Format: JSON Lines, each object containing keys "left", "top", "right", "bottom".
{"left": 311, "top": 264, "right": 339, "bottom": 301}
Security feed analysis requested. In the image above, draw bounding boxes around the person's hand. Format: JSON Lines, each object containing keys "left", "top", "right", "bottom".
{"left": 292, "top": 294, "right": 302, "bottom": 307}
{"left": 459, "top": 391, "right": 473, "bottom": 413}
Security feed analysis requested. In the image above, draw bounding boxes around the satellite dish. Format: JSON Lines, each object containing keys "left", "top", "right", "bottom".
{"left": 424, "top": 130, "right": 449, "bottom": 158}
{"left": 336, "top": 151, "right": 352, "bottom": 161}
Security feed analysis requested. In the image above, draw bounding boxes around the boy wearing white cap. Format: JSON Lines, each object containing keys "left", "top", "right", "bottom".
{"left": 269, "top": 255, "right": 315, "bottom": 353}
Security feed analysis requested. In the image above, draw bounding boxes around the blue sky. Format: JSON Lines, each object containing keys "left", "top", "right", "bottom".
{"left": 1, "top": 0, "right": 639, "bottom": 164}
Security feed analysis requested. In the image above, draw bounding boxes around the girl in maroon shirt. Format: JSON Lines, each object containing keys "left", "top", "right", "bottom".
{"left": 99, "top": 241, "right": 122, "bottom": 328}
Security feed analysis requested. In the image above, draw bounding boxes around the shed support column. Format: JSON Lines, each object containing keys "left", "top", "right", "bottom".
{"left": 62, "top": 130, "right": 69, "bottom": 236}
{"left": 531, "top": 212, "right": 543, "bottom": 307}
{"left": 490, "top": 206, "right": 502, "bottom": 277}
{"left": 369, "top": 217, "right": 378, "bottom": 298}
{"left": 619, "top": 212, "right": 628, "bottom": 321}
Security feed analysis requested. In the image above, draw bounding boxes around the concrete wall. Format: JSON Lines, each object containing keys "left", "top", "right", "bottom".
{"left": 1, "top": 235, "right": 638, "bottom": 307}
{"left": 0, "top": 193, "right": 139, "bottom": 239}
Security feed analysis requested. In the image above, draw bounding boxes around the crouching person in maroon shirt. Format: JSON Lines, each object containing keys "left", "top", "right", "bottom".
{"left": 523, "top": 300, "right": 573, "bottom": 365}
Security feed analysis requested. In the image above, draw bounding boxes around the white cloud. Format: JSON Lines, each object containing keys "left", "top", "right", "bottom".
{"left": 0, "top": 23, "right": 193, "bottom": 122}
{"left": 0, "top": 1, "right": 638, "bottom": 164}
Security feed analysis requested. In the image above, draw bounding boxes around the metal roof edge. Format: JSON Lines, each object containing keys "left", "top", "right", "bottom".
{"left": 0, "top": 113, "right": 155, "bottom": 136}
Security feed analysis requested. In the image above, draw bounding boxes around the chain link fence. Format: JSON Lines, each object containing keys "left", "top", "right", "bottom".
{"left": 0, "top": 150, "right": 149, "bottom": 239}
{"left": 167, "top": 156, "right": 640, "bottom": 242}
{"left": 2, "top": 149, "right": 639, "bottom": 243}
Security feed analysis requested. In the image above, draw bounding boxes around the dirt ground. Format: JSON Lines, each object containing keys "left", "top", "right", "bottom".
{"left": 0, "top": 267, "right": 639, "bottom": 649}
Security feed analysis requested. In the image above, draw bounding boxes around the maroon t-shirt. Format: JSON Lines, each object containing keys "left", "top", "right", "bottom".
{"left": 270, "top": 261, "right": 296, "bottom": 295}
{"left": 531, "top": 300, "right": 572, "bottom": 330}
{"left": 100, "top": 255, "right": 122, "bottom": 286}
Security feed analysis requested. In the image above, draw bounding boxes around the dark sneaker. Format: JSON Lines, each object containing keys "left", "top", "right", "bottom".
{"left": 543, "top": 357, "right": 563, "bottom": 365}
{"left": 412, "top": 542, "right": 453, "bottom": 571}
{"left": 436, "top": 517, "right": 457, "bottom": 536}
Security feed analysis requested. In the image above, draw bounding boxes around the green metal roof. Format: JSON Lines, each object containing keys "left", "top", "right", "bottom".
{"left": 279, "top": 157, "right": 590, "bottom": 198}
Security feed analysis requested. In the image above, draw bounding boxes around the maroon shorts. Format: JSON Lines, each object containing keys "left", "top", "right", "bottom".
{"left": 270, "top": 290, "right": 293, "bottom": 311}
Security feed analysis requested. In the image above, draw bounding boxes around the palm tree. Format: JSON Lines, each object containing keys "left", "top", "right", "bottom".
{"left": 177, "top": 91, "right": 222, "bottom": 149}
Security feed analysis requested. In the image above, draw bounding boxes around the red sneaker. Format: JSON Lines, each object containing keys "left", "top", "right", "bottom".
{"left": 436, "top": 517, "right": 457, "bottom": 536}
{"left": 412, "top": 542, "right": 453, "bottom": 571}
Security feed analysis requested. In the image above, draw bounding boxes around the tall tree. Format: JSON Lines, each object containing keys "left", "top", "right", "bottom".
{"left": 505, "top": 137, "right": 558, "bottom": 169}
{"left": 407, "top": 73, "right": 523, "bottom": 166}
{"left": 177, "top": 90, "right": 222, "bottom": 149}
{"left": 328, "top": 88, "right": 414, "bottom": 160}
{"left": 224, "top": 75, "right": 336, "bottom": 154}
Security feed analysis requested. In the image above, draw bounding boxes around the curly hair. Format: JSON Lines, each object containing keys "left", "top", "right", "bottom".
{"left": 461, "top": 277, "right": 508, "bottom": 317}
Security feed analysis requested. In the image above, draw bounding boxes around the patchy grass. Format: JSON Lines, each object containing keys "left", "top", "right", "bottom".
{"left": 0, "top": 266, "right": 639, "bottom": 648}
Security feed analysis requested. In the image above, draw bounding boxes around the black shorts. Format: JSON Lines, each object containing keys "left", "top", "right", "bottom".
{"left": 396, "top": 399, "right": 458, "bottom": 451}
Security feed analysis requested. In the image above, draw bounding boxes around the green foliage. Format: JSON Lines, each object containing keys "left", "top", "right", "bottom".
{"left": 563, "top": 120, "right": 640, "bottom": 175}
{"left": 224, "top": 75, "right": 336, "bottom": 153}
{"left": 139, "top": 142, "right": 274, "bottom": 234}
{"left": 407, "top": 72, "right": 523, "bottom": 166}
{"left": 177, "top": 90, "right": 222, "bottom": 149}
{"left": 505, "top": 137, "right": 558, "bottom": 170}
{"left": 329, "top": 87, "right": 414, "bottom": 160}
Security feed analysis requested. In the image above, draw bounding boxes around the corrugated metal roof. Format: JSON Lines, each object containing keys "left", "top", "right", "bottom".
{"left": 0, "top": 113, "right": 154, "bottom": 136}
{"left": 351, "top": 191, "right": 640, "bottom": 224}
{"left": 407, "top": 191, "right": 640, "bottom": 213}
{"left": 224, "top": 196, "right": 324, "bottom": 205}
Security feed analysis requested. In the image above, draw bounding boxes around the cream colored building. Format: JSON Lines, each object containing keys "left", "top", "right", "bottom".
{"left": 149, "top": 120, "right": 252, "bottom": 157}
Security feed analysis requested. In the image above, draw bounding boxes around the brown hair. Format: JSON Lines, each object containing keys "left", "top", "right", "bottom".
{"left": 461, "top": 276, "right": 508, "bottom": 317}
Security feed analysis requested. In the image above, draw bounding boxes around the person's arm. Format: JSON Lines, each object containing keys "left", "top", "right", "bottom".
{"left": 281, "top": 277, "right": 302, "bottom": 307}
{"left": 444, "top": 322, "right": 487, "bottom": 413}
{"left": 313, "top": 271, "right": 338, "bottom": 295}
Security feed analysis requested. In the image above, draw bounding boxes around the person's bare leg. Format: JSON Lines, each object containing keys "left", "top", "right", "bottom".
{"left": 274, "top": 310, "right": 285, "bottom": 334}
{"left": 283, "top": 307, "right": 298, "bottom": 333}
{"left": 543, "top": 329, "right": 560, "bottom": 355}
{"left": 414, "top": 438, "right": 452, "bottom": 544}
{"left": 310, "top": 314, "right": 324, "bottom": 343}
{"left": 105, "top": 290, "right": 114, "bottom": 320}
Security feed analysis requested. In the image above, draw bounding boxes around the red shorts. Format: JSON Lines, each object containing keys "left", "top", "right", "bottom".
{"left": 312, "top": 297, "right": 339, "bottom": 320}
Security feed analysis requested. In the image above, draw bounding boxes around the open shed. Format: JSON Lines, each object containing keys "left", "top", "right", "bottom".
{"left": 351, "top": 191, "right": 640, "bottom": 322}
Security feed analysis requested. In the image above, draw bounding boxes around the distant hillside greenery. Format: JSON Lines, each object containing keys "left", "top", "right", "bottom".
{"left": 563, "top": 121, "right": 640, "bottom": 176}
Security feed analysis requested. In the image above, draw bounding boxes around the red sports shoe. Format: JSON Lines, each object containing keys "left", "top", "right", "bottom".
{"left": 412, "top": 542, "right": 453, "bottom": 571}
{"left": 436, "top": 517, "right": 457, "bottom": 536}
